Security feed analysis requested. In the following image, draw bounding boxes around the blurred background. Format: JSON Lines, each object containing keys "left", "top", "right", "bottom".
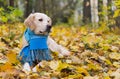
{"left": 0, "top": 0, "right": 120, "bottom": 28}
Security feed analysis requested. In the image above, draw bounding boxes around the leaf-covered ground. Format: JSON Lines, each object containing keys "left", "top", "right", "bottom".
{"left": 0, "top": 23, "right": 120, "bottom": 79}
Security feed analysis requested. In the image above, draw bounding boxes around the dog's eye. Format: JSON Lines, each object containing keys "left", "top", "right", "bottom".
{"left": 39, "top": 19, "right": 43, "bottom": 21}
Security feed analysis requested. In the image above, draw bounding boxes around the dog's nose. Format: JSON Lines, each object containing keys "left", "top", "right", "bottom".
{"left": 46, "top": 25, "right": 52, "bottom": 33}
{"left": 47, "top": 25, "right": 52, "bottom": 28}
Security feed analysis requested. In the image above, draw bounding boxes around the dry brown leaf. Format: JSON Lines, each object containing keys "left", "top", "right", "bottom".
{"left": 109, "top": 52, "right": 120, "bottom": 60}
{"left": 71, "top": 55, "right": 81, "bottom": 64}
{"left": 49, "top": 60, "right": 59, "bottom": 70}
{"left": 83, "top": 75, "right": 99, "bottom": 79}
{"left": 0, "top": 62, "right": 13, "bottom": 71}
{"left": 110, "top": 69, "right": 120, "bottom": 79}
{"left": 111, "top": 46, "right": 119, "bottom": 52}
{"left": 0, "top": 53, "right": 7, "bottom": 64}
{"left": 113, "top": 62, "right": 120, "bottom": 68}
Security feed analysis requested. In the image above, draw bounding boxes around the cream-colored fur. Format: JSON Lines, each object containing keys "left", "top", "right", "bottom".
{"left": 22, "top": 13, "right": 70, "bottom": 72}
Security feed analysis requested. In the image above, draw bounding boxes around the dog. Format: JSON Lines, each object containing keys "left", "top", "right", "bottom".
{"left": 18, "top": 13, "right": 70, "bottom": 72}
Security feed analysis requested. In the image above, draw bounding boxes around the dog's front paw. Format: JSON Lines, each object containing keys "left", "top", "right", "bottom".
{"left": 58, "top": 52, "right": 71, "bottom": 58}
{"left": 63, "top": 52, "right": 71, "bottom": 56}
{"left": 60, "top": 49, "right": 71, "bottom": 56}
{"left": 23, "top": 62, "right": 31, "bottom": 74}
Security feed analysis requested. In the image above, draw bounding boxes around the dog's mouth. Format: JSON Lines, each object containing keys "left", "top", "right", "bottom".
{"left": 39, "top": 31, "right": 47, "bottom": 35}
{"left": 39, "top": 31, "right": 44, "bottom": 34}
{"left": 38, "top": 30, "right": 50, "bottom": 35}
{"left": 37, "top": 25, "right": 52, "bottom": 35}
{"left": 46, "top": 28, "right": 51, "bottom": 33}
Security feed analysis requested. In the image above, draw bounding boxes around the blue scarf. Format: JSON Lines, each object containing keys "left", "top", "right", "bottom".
{"left": 24, "top": 28, "right": 48, "bottom": 49}
{"left": 18, "top": 28, "right": 52, "bottom": 66}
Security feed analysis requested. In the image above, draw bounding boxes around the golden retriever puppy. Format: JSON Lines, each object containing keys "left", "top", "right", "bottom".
{"left": 18, "top": 13, "right": 70, "bottom": 72}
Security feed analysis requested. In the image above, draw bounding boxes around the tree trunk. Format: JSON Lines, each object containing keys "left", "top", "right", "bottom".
{"left": 34, "top": 0, "right": 46, "bottom": 13}
{"left": 91, "top": 0, "right": 99, "bottom": 27}
{"left": 51, "top": 0, "right": 54, "bottom": 16}
{"left": 9, "top": 0, "right": 14, "bottom": 7}
{"left": 24, "top": 0, "right": 32, "bottom": 18}
{"left": 42, "top": 0, "right": 46, "bottom": 13}
{"left": 103, "top": 0, "right": 108, "bottom": 21}
{"left": 83, "top": 0, "right": 91, "bottom": 23}
{"left": 98, "top": 0, "right": 103, "bottom": 21}
{"left": 34, "top": 0, "right": 41, "bottom": 12}
{"left": 108, "top": 0, "right": 112, "bottom": 16}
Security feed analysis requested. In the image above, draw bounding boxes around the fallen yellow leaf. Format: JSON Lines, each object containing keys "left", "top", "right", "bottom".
{"left": 49, "top": 60, "right": 59, "bottom": 70}
{"left": 109, "top": 52, "right": 120, "bottom": 60}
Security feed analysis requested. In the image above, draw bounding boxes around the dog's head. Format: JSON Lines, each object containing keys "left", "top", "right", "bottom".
{"left": 24, "top": 13, "right": 52, "bottom": 34}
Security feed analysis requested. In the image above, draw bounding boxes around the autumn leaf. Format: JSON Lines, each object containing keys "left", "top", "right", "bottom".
{"left": 104, "top": 76, "right": 111, "bottom": 79}
{"left": 109, "top": 52, "right": 120, "bottom": 60}
{"left": 76, "top": 67, "right": 89, "bottom": 76}
{"left": 0, "top": 62, "right": 13, "bottom": 71}
{"left": 57, "top": 60, "right": 70, "bottom": 71}
{"left": 70, "top": 55, "right": 81, "bottom": 64}
{"left": 110, "top": 69, "right": 120, "bottom": 79}
{"left": 6, "top": 50, "right": 19, "bottom": 64}
{"left": 68, "top": 74, "right": 83, "bottom": 78}
{"left": 110, "top": 46, "right": 119, "bottom": 52}
{"left": 83, "top": 75, "right": 99, "bottom": 79}
{"left": 49, "top": 60, "right": 59, "bottom": 70}
{"left": 0, "top": 53, "right": 7, "bottom": 64}
{"left": 113, "top": 62, "right": 120, "bottom": 68}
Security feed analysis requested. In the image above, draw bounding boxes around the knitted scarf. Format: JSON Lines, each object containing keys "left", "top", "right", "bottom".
{"left": 18, "top": 28, "right": 52, "bottom": 66}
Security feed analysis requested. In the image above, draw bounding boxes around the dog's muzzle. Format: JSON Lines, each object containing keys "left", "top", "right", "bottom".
{"left": 46, "top": 25, "right": 52, "bottom": 33}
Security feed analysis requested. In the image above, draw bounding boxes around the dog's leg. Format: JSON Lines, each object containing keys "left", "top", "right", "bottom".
{"left": 22, "top": 37, "right": 31, "bottom": 73}
{"left": 32, "top": 63, "right": 41, "bottom": 72}
{"left": 47, "top": 36, "right": 70, "bottom": 56}
{"left": 32, "top": 62, "right": 43, "bottom": 72}
{"left": 23, "top": 62, "right": 31, "bottom": 73}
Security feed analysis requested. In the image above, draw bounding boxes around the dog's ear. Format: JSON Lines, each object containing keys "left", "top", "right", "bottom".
{"left": 24, "top": 13, "right": 35, "bottom": 31}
